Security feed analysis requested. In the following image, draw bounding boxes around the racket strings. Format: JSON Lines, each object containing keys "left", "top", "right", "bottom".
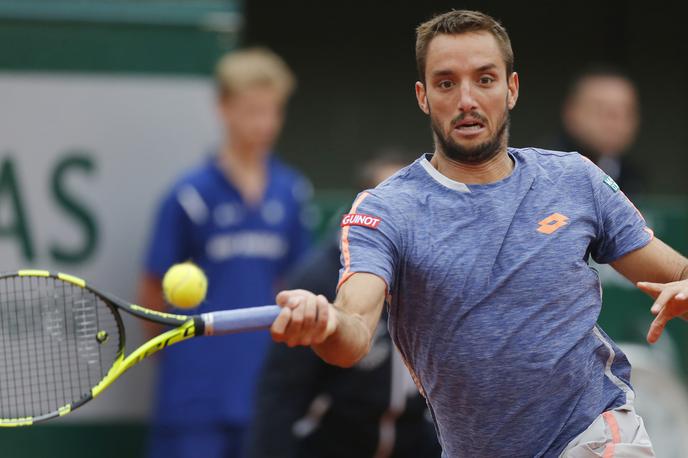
{"left": 0, "top": 276, "right": 121, "bottom": 420}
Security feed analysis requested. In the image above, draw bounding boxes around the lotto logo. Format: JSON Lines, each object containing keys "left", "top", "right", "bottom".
{"left": 341, "top": 213, "right": 382, "bottom": 229}
{"left": 537, "top": 212, "right": 569, "bottom": 234}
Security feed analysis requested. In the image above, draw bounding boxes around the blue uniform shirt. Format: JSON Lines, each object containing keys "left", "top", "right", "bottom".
{"left": 338, "top": 148, "right": 653, "bottom": 457}
{"left": 145, "top": 154, "right": 312, "bottom": 426}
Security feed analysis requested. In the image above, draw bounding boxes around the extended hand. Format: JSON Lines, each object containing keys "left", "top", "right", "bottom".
{"left": 637, "top": 280, "right": 688, "bottom": 344}
{"left": 271, "top": 289, "right": 338, "bottom": 347}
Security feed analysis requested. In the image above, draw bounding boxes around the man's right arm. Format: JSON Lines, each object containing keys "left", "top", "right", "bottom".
{"left": 271, "top": 272, "right": 387, "bottom": 368}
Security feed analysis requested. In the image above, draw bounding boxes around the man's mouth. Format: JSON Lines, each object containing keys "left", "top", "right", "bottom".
{"left": 453, "top": 117, "right": 486, "bottom": 140}
{"left": 453, "top": 118, "right": 486, "bottom": 134}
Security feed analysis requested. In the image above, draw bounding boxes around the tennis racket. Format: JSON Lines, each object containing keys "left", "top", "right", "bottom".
{"left": 0, "top": 270, "right": 281, "bottom": 427}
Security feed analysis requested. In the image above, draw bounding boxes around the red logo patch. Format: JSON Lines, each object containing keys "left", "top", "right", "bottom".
{"left": 341, "top": 213, "right": 382, "bottom": 229}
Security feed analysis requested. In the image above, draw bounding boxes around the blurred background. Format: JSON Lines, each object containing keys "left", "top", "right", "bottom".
{"left": 1, "top": 0, "right": 688, "bottom": 456}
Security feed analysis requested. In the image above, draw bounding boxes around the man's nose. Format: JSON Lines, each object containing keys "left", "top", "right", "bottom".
{"left": 457, "top": 82, "right": 478, "bottom": 112}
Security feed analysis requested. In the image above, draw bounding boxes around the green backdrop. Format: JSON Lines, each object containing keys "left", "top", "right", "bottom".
{"left": 0, "top": 0, "right": 241, "bottom": 74}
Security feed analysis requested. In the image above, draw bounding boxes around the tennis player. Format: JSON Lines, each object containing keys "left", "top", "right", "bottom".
{"left": 140, "top": 48, "right": 312, "bottom": 458}
{"left": 270, "top": 10, "right": 688, "bottom": 457}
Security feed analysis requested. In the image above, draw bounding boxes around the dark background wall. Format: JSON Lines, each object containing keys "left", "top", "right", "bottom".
{"left": 245, "top": 0, "right": 688, "bottom": 193}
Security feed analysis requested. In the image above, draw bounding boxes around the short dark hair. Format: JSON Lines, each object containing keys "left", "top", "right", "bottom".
{"left": 415, "top": 10, "right": 514, "bottom": 83}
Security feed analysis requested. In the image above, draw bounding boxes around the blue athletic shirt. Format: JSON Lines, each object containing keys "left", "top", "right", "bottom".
{"left": 338, "top": 148, "right": 653, "bottom": 457}
{"left": 145, "top": 154, "right": 312, "bottom": 427}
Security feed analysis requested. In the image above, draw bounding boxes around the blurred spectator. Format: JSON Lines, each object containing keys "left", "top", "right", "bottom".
{"left": 246, "top": 151, "right": 442, "bottom": 458}
{"left": 139, "top": 48, "right": 312, "bottom": 458}
{"left": 553, "top": 66, "right": 644, "bottom": 194}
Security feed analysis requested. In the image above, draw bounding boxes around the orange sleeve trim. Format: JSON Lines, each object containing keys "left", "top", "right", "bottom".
{"left": 338, "top": 192, "right": 370, "bottom": 290}
{"left": 602, "top": 411, "right": 621, "bottom": 458}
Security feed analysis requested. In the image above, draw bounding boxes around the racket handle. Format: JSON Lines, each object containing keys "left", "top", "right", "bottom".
{"left": 201, "top": 305, "right": 281, "bottom": 336}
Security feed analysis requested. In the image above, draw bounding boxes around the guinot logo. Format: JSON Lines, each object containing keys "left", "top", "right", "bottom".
{"left": 341, "top": 213, "right": 382, "bottom": 229}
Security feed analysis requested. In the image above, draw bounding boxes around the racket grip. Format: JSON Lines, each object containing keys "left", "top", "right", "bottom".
{"left": 201, "top": 305, "right": 281, "bottom": 336}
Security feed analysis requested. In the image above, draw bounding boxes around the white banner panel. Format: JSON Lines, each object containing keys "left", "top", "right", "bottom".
{"left": 0, "top": 72, "right": 220, "bottom": 420}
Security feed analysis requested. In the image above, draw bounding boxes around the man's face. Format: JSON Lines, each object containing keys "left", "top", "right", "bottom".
{"left": 563, "top": 77, "right": 639, "bottom": 157}
{"left": 415, "top": 32, "right": 519, "bottom": 164}
{"left": 218, "top": 86, "right": 287, "bottom": 154}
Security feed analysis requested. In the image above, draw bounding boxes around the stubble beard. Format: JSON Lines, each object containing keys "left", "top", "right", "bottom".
{"left": 430, "top": 105, "right": 511, "bottom": 165}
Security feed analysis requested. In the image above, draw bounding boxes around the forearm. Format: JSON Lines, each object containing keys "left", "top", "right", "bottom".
{"left": 613, "top": 238, "right": 688, "bottom": 285}
{"left": 272, "top": 273, "right": 386, "bottom": 367}
{"left": 312, "top": 306, "right": 373, "bottom": 367}
{"left": 679, "top": 264, "right": 688, "bottom": 282}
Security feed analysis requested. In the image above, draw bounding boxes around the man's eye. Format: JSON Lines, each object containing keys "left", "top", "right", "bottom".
{"left": 479, "top": 76, "right": 495, "bottom": 85}
{"left": 438, "top": 80, "right": 454, "bottom": 89}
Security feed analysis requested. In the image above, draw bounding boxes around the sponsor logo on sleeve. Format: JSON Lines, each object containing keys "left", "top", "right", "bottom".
{"left": 603, "top": 175, "right": 620, "bottom": 193}
{"left": 341, "top": 213, "right": 382, "bottom": 229}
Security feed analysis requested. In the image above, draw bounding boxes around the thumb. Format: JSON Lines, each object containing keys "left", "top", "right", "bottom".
{"left": 316, "top": 295, "right": 338, "bottom": 337}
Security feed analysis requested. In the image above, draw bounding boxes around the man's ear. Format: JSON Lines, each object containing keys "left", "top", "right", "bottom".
{"left": 415, "top": 81, "right": 430, "bottom": 115}
{"left": 507, "top": 72, "right": 519, "bottom": 110}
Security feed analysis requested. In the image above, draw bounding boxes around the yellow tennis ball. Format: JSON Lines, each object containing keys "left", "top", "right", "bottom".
{"left": 162, "top": 262, "right": 208, "bottom": 309}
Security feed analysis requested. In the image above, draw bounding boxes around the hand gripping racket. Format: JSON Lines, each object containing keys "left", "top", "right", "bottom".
{"left": 0, "top": 270, "right": 281, "bottom": 427}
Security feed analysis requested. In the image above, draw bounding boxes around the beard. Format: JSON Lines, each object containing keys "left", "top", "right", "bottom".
{"left": 430, "top": 106, "right": 510, "bottom": 165}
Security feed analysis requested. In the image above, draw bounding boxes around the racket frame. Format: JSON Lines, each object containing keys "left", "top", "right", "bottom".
{"left": 0, "top": 270, "right": 206, "bottom": 427}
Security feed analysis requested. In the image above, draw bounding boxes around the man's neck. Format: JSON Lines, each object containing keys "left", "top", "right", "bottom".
{"left": 218, "top": 142, "right": 268, "bottom": 205}
{"left": 220, "top": 143, "right": 266, "bottom": 171}
{"left": 430, "top": 148, "right": 514, "bottom": 185}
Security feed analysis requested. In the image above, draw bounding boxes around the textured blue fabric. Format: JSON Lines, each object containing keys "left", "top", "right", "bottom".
{"left": 145, "top": 154, "right": 312, "bottom": 426}
{"left": 339, "top": 148, "right": 652, "bottom": 457}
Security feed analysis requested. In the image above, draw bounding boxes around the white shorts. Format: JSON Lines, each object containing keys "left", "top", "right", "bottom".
{"left": 559, "top": 406, "right": 655, "bottom": 457}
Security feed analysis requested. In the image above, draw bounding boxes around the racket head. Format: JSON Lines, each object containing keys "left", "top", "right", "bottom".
{"left": 0, "top": 270, "right": 125, "bottom": 426}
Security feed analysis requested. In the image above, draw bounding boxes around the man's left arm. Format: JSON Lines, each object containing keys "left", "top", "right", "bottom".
{"left": 611, "top": 237, "right": 688, "bottom": 343}
{"left": 580, "top": 156, "right": 688, "bottom": 344}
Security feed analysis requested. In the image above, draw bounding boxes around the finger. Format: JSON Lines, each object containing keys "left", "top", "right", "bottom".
{"left": 276, "top": 289, "right": 313, "bottom": 308}
{"left": 659, "top": 290, "right": 688, "bottom": 316}
{"left": 286, "top": 299, "right": 306, "bottom": 347}
{"left": 312, "top": 295, "right": 331, "bottom": 344}
{"left": 636, "top": 282, "right": 663, "bottom": 299}
{"left": 300, "top": 294, "right": 318, "bottom": 346}
{"left": 637, "top": 281, "right": 665, "bottom": 291}
{"left": 325, "top": 305, "right": 337, "bottom": 337}
{"left": 647, "top": 307, "right": 670, "bottom": 344}
{"left": 270, "top": 307, "right": 292, "bottom": 341}
{"left": 276, "top": 290, "right": 296, "bottom": 307}
{"left": 650, "top": 287, "right": 680, "bottom": 315}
